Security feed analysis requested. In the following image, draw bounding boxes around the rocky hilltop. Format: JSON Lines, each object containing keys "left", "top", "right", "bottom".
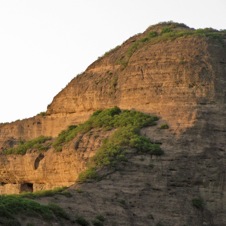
{"left": 1, "top": 22, "right": 226, "bottom": 146}
{"left": 0, "top": 22, "right": 226, "bottom": 226}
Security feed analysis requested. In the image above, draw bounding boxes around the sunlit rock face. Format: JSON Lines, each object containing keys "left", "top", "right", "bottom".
{"left": 0, "top": 22, "right": 226, "bottom": 225}
{"left": 1, "top": 24, "right": 225, "bottom": 147}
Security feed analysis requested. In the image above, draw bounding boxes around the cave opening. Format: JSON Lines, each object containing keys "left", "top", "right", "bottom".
{"left": 20, "top": 183, "right": 33, "bottom": 193}
{"left": 34, "top": 153, "right": 44, "bottom": 170}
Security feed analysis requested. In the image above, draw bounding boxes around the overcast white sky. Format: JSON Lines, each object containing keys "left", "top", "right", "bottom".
{"left": 0, "top": 0, "right": 226, "bottom": 123}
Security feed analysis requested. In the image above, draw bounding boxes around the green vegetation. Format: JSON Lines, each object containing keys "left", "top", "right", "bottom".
{"left": 0, "top": 195, "right": 70, "bottom": 225}
{"left": 103, "top": 45, "right": 120, "bottom": 57}
{"left": 192, "top": 198, "right": 204, "bottom": 210}
{"left": 75, "top": 216, "right": 90, "bottom": 226}
{"left": 3, "top": 136, "right": 52, "bottom": 155}
{"left": 76, "top": 107, "right": 162, "bottom": 182}
{"left": 37, "top": 111, "right": 46, "bottom": 117}
{"left": 47, "top": 203, "right": 70, "bottom": 220}
{"left": 53, "top": 125, "right": 77, "bottom": 151}
{"left": 2, "top": 107, "right": 163, "bottom": 183}
{"left": 53, "top": 107, "right": 158, "bottom": 152}
{"left": 159, "top": 124, "right": 169, "bottom": 129}
{"left": 117, "top": 22, "right": 226, "bottom": 68}
{"left": 19, "top": 187, "right": 72, "bottom": 199}
{"left": 92, "top": 215, "right": 105, "bottom": 226}
{"left": 92, "top": 219, "right": 103, "bottom": 226}
{"left": 95, "top": 215, "right": 105, "bottom": 222}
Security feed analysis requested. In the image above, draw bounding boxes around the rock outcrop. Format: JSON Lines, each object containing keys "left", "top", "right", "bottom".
{"left": 1, "top": 23, "right": 226, "bottom": 148}
{"left": 0, "top": 128, "right": 110, "bottom": 194}
{"left": 0, "top": 22, "right": 226, "bottom": 226}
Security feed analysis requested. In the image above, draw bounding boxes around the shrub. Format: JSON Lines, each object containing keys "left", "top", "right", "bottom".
{"left": 192, "top": 198, "right": 204, "bottom": 210}
{"left": 77, "top": 107, "right": 163, "bottom": 181}
{"left": 92, "top": 219, "right": 103, "bottom": 226}
{"left": 53, "top": 107, "right": 158, "bottom": 152}
{"left": 161, "top": 27, "right": 172, "bottom": 33}
{"left": 159, "top": 124, "right": 169, "bottom": 129}
{"left": 0, "top": 195, "right": 66, "bottom": 220}
{"left": 52, "top": 125, "right": 78, "bottom": 152}
{"left": 116, "top": 23, "right": 226, "bottom": 68}
{"left": 148, "top": 31, "right": 158, "bottom": 38}
{"left": 75, "top": 216, "right": 90, "bottom": 226}
{"left": 0, "top": 189, "right": 71, "bottom": 224}
{"left": 78, "top": 168, "right": 99, "bottom": 182}
{"left": 95, "top": 215, "right": 105, "bottom": 222}
{"left": 47, "top": 203, "right": 70, "bottom": 220}
{"left": 3, "top": 136, "right": 52, "bottom": 155}
{"left": 19, "top": 187, "right": 71, "bottom": 199}
{"left": 37, "top": 112, "right": 46, "bottom": 117}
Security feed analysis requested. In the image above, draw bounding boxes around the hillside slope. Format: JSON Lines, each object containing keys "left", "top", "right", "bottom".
{"left": 0, "top": 22, "right": 226, "bottom": 226}
{"left": 1, "top": 22, "right": 226, "bottom": 147}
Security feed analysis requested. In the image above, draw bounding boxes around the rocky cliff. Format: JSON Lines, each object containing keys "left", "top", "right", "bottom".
{"left": 0, "top": 22, "right": 226, "bottom": 226}
{"left": 1, "top": 23, "right": 226, "bottom": 147}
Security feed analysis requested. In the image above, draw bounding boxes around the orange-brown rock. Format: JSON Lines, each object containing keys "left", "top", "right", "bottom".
{"left": 1, "top": 24, "right": 226, "bottom": 148}
{"left": 0, "top": 22, "right": 226, "bottom": 225}
{"left": 0, "top": 128, "right": 110, "bottom": 194}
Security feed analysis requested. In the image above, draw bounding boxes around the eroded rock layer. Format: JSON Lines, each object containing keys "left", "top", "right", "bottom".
{"left": 0, "top": 128, "right": 109, "bottom": 194}
{"left": 0, "top": 22, "right": 226, "bottom": 225}
{"left": 1, "top": 24, "right": 226, "bottom": 148}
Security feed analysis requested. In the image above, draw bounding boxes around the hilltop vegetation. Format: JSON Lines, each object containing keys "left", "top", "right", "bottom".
{"left": 117, "top": 22, "right": 226, "bottom": 68}
{"left": 113, "top": 21, "right": 226, "bottom": 67}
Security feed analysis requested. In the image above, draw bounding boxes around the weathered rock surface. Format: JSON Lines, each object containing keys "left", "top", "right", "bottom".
{"left": 0, "top": 129, "right": 110, "bottom": 194}
{"left": 0, "top": 22, "right": 226, "bottom": 225}
{"left": 1, "top": 24, "right": 226, "bottom": 148}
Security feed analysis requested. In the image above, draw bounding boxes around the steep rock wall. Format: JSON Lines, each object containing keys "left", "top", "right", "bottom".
{"left": 0, "top": 128, "right": 109, "bottom": 194}
{"left": 1, "top": 26, "right": 225, "bottom": 148}
{"left": 0, "top": 23, "right": 225, "bottom": 225}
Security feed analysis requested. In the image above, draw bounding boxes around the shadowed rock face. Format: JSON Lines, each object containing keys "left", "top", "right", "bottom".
{"left": 0, "top": 22, "right": 226, "bottom": 225}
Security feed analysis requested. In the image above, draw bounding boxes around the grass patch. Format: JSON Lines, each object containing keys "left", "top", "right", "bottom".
{"left": 92, "top": 219, "right": 104, "bottom": 226}
{"left": 192, "top": 198, "right": 204, "bottom": 210}
{"left": 53, "top": 107, "right": 158, "bottom": 152}
{"left": 159, "top": 124, "right": 169, "bottom": 129}
{"left": 37, "top": 112, "right": 46, "bottom": 117}
{"left": 3, "top": 136, "right": 52, "bottom": 155}
{"left": 47, "top": 203, "right": 70, "bottom": 220}
{"left": 78, "top": 168, "right": 99, "bottom": 182}
{"left": 19, "top": 187, "right": 72, "bottom": 199}
{"left": 75, "top": 216, "right": 90, "bottom": 226}
{"left": 92, "top": 215, "right": 105, "bottom": 225}
{"left": 0, "top": 195, "right": 70, "bottom": 223}
{"left": 117, "top": 22, "right": 226, "bottom": 68}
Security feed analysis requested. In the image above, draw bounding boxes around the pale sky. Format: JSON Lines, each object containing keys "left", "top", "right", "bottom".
{"left": 0, "top": 0, "right": 226, "bottom": 123}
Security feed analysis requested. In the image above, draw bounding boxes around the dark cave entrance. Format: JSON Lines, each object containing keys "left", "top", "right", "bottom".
{"left": 20, "top": 183, "right": 33, "bottom": 193}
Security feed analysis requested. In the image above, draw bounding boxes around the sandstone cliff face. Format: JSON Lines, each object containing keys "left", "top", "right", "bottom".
{"left": 47, "top": 29, "right": 225, "bottom": 132}
{"left": 0, "top": 22, "right": 226, "bottom": 226}
{"left": 35, "top": 120, "right": 225, "bottom": 226}
{"left": 0, "top": 128, "right": 110, "bottom": 194}
{"left": 1, "top": 24, "right": 226, "bottom": 148}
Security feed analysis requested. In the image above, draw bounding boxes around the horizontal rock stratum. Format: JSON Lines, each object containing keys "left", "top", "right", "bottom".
{"left": 1, "top": 23, "right": 225, "bottom": 146}
{"left": 0, "top": 22, "right": 226, "bottom": 226}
